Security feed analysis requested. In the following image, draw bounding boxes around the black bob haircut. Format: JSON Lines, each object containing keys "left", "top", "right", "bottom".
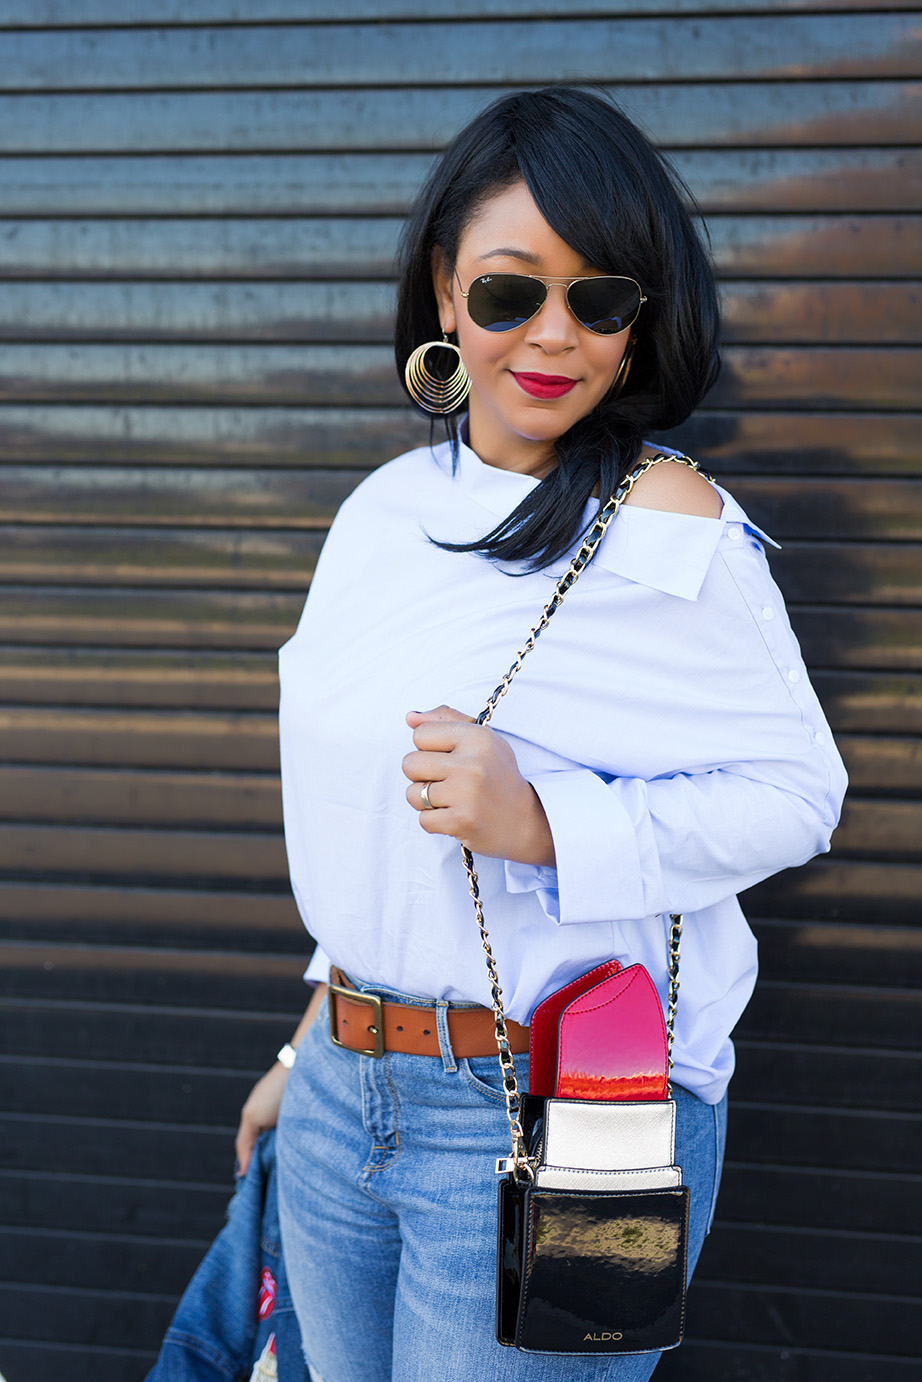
{"left": 394, "top": 86, "right": 720, "bottom": 572}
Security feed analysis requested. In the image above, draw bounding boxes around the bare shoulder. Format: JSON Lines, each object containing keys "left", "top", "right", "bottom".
{"left": 623, "top": 450, "right": 723, "bottom": 520}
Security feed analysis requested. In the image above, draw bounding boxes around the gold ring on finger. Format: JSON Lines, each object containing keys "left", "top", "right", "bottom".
{"left": 420, "top": 781, "right": 436, "bottom": 810}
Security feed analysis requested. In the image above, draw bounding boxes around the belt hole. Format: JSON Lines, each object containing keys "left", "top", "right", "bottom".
{"left": 423, "top": 1029, "right": 431, "bottom": 1036}
{"left": 396, "top": 1025, "right": 404, "bottom": 1032}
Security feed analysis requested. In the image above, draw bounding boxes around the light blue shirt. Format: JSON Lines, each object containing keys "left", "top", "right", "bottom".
{"left": 279, "top": 438, "right": 846, "bottom": 1103}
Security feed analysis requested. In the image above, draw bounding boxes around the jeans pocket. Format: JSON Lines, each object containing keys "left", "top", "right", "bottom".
{"left": 459, "top": 1055, "right": 515, "bottom": 1104}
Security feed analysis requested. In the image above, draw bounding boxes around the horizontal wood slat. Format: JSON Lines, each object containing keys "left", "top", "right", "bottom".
{"left": 0, "top": 586, "right": 303, "bottom": 649}
{"left": 744, "top": 857, "right": 922, "bottom": 923}
{"left": 740, "top": 979, "right": 922, "bottom": 1047}
{"left": 0, "top": 764, "right": 283, "bottom": 827}
{"left": 0, "top": 1057, "right": 255, "bottom": 1128}
{"left": 0, "top": 283, "right": 914, "bottom": 348}
{"left": 751, "top": 918, "right": 922, "bottom": 989}
{"left": 0, "top": 997, "right": 296, "bottom": 1069}
{"left": 0, "top": 216, "right": 918, "bottom": 281}
{"left": 791, "top": 608, "right": 922, "bottom": 672}
{"left": 728, "top": 478, "right": 922, "bottom": 540}
{"left": 728, "top": 1103, "right": 920, "bottom": 1177}
{"left": 772, "top": 544, "right": 922, "bottom": 606}
{"left": 713, "top": 347, "right": 922, "bottom": 410}
{"left": 835, "top": 735, "right": 922, "bottom": 792}
{"left": 0, "top": 17, "right": 916, "bottom": 91}
{"left": 0, "top": 940, "right": 308, "bottom": 1008}
{"left": 0, "top": 83, "right": 919, "bottom": 153}
{"left": 0, "top": 1167, "right": 230, "bottom": 1240}
{"left": 2, "top": 1, "right": 918, "bottom": 24}
{"left": 677, "top": 1279, "right": 921, "bottom": 1359}
{"left": 0, "top": 526, "right": 324, "bottom": 588}
{"left": 0, "top": 1288, "right": 172, "bottom": 1357}
{"left": 0, "top": 706, "right": 281, "bottom": 770}
{"left": 0, "top": 410, "right": 421, "bottom": 466}
{"left": 0, "top": 150, "right": 916, "bottom": 216}
{"left": 0, "top": 465, "right": 367, "bottom": 526}
{"left": 0, "top": 878, "right": 304, "bottom": 947}
{"left": 0, "top": 647, "right": 280, "bottom": 710}
{"left": 702, "top": 1223, "right": 922, "bottom": 1298}
{"left": 0, "top": 822, "right": 289, "bottom": 883}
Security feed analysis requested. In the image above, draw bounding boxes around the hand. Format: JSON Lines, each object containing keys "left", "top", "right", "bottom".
{"left": 235, "top": 1062, "right": 289, "bottom": 1177}
{"left": 403, "top": 705, "right": 556, "bottom": 866}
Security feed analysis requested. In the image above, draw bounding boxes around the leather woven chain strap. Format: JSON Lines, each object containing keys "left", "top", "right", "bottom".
{"left": 462, "top": 451, "right": 708, "bottom": 1181}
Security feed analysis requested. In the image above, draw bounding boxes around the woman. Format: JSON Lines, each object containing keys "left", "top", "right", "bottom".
{"left": 236, "top": 88, "right": 846, "bottom": 1381}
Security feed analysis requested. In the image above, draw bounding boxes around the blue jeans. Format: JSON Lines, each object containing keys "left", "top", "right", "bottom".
{"left": 277, "top": 983, "right": 727, "bottom": 1382}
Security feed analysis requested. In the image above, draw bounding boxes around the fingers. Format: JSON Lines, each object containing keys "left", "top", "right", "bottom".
{"left": 235, "top": 1118, "right": 258, "bottom": 1178}
{"left": 406, "top": 705, "right": 475, "bottom": 725}
{"left": 402, "top": 748, "right": 452, "bottom": 786}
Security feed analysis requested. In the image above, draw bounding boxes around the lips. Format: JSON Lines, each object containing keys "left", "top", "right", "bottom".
{"left": 511, "top": 372, "right": 578, "bottom": 399}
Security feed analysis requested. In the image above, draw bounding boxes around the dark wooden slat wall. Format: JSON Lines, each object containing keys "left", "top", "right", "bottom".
{"left": 0, "top": 5, "right": 918, "bottom": 1380}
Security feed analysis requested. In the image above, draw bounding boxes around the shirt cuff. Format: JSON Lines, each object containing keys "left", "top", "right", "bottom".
{"left": 303, "top": 944, "right": 331, "bottom": 985}
{"left": 512, "top": 769, "right": 646, "bottom": 925}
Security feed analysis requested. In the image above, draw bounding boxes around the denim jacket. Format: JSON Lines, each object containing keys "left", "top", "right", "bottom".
{"left": 145, "top": 1129, "right": 307, "bottom": 1381}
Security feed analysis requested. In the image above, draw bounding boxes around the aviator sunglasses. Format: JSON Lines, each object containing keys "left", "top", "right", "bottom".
{"left": 455, "top": 269, "right": 646, "bottom": 336}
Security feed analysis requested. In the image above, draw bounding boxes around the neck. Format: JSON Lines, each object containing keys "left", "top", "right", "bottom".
{"left": 463, "top": 416, "right": 558, "bottom": 481}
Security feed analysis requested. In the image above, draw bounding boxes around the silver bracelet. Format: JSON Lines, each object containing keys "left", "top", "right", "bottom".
{"left": 276, "top": 1042, "right": 298, "bottom": 1070}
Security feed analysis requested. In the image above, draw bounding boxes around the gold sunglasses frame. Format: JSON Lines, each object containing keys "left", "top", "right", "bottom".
{"left": 455, "top": 269, "right": 647, "bottom": 336}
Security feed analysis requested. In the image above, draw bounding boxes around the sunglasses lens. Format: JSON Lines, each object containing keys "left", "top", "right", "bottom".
{"left": 568, "top": 278, "right": 642, "bottom": 334}
{"left": 465, "top": 274, "right": 546, "bottom": 332}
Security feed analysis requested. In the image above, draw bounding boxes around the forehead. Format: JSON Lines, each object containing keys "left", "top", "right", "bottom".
{"left": 459, "top": 180, "right": 595, "bottom": 272}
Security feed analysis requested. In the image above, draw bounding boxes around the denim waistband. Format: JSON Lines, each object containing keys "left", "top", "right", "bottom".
{"left": 334, "top": 967, "right": 487, "bottom": 1012}
{"left": 329, "top": 968, "right": 509, "bottom": 1072}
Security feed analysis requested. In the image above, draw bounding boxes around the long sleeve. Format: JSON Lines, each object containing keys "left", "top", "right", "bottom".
{"left": 503, "top": 496, "right": 847, "bottom": 928}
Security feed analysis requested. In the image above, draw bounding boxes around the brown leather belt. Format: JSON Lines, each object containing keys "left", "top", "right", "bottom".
{"left": 328, "top": 966, "right": 529, "bottom": 1059}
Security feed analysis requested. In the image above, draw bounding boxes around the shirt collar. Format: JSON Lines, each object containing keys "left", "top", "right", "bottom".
{"left": 441, "top": 436, "right": 780, "bottom": 602}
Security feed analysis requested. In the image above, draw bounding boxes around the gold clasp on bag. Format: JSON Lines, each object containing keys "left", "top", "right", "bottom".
{"left": 328, "top": 983, "right": 385, "bottom": 1059}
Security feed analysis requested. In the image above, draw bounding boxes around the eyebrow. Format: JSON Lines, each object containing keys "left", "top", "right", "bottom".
{"left": 476, "top": 246, "right": 596, "bottom": 271}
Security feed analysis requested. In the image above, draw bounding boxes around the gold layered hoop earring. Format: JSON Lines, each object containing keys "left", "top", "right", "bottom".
{"left": 404, "top": 333, "right": 471, "bottom": 414}
{"left": 608, "top": 334, "right": 637, "bottom": 400}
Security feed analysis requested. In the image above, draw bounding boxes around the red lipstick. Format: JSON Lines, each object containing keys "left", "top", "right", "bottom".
{"left": 512, "top": 372, "right": 578, "bottom": 399}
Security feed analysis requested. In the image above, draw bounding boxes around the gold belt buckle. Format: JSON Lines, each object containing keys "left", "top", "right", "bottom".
{"left": 328, "top": 982, "right": 385, "bottom": 1059}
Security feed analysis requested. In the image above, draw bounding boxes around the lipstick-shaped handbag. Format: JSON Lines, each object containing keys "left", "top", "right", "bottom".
{"left": 459, "top": 455, "right": 701, "bottom": 1355}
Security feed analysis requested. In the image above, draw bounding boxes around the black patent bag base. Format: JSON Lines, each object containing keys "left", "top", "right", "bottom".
{"left": 497, "top": 1177, "right": 690, "bottom": 1355}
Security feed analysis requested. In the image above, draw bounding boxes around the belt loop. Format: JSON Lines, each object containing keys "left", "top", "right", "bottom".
{"left": 434, "top": 999, "right": 457, "bottom": 1073}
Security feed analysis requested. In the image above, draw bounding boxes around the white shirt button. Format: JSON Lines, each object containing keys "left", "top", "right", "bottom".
{"left": 814, "top": 730, "right": 826, "bottom": 746}
{"left": 727, "top": 525, "right": 742, "bottom": 541}
{"left": 787, "top": 668, "right": 801, "bottom": 684}
{"left": 761, "top": 605, "right": 774, "bottom": 620}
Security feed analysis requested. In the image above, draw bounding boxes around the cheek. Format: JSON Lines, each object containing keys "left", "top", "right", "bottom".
{"left": 456, "top": 323, "right": 507, "bottom": 380}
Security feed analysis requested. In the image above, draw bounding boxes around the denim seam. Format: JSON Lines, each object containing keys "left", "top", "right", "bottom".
{"left": 707, "top": 1100, "right": 721, "bottom": 1234}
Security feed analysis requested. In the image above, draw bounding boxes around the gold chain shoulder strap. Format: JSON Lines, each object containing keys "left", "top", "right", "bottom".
{"left": 462, "top": 451, "right": 709, "bottom": 1180}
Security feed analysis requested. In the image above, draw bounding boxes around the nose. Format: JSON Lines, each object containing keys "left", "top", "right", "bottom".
{"left": 523, "top": 282, "right": 580, "bottom": 352}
